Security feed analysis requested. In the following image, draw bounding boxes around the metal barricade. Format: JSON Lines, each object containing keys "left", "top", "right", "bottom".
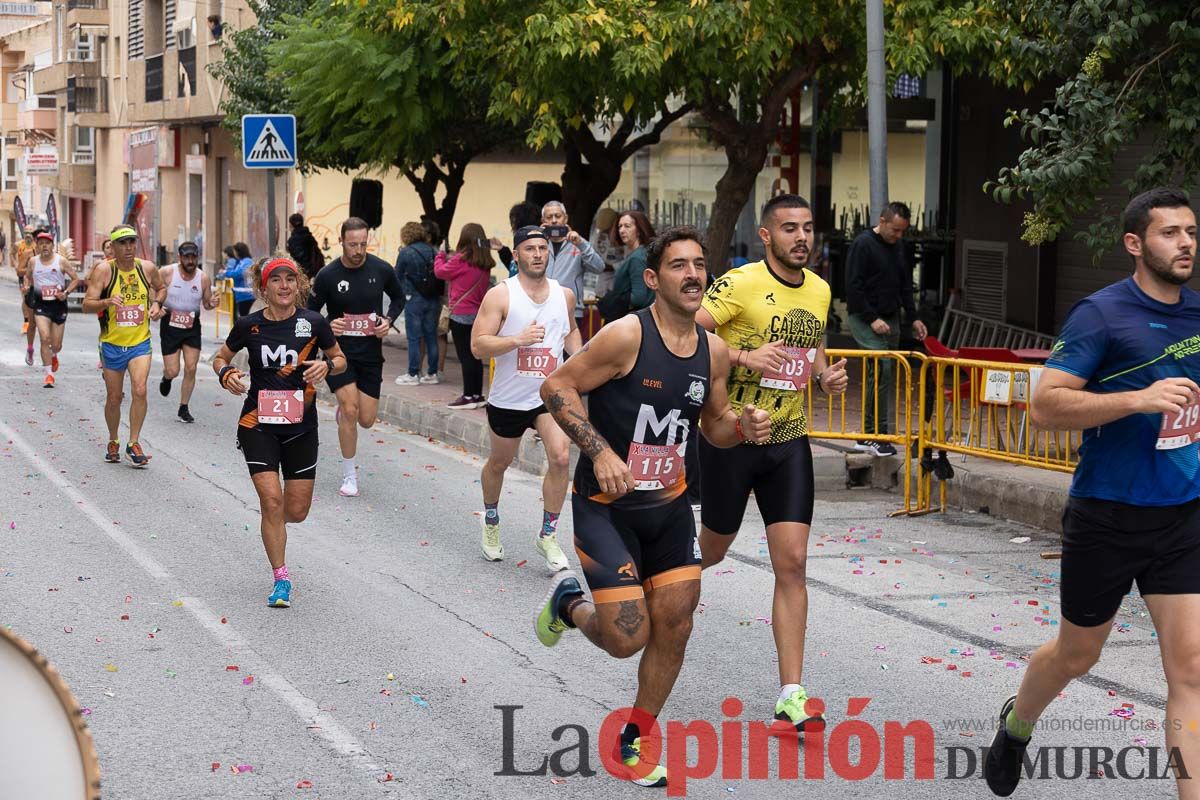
{"left": 805, "top": 349, "right": 924, "bottom": 516}
{"left": 214, "top": 278, "right": 235, "bottom": 338}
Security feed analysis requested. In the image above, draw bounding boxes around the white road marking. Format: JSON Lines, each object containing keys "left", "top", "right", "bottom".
{"left": 0, "top": 416, "right": 384, "bottom": 776}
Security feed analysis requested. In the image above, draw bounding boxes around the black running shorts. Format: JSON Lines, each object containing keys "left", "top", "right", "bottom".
{"left": 160, "top": 317, "right": 202, "bottom": 356}
{"left": 1061, "top": 496, "right": 1200, "bottom": 627}
{"left": 699, "top": 435, "right": 815, "bottom": 534}
{"left": 237, "top": 426, "right": 319, "bottom": 480}
{"left": 486, "top": 403, "right": 547, "bottom": 439}
{"left": 326, "top": 357, "right": 383, "bottom": 399}
{"left": 33, "top": 299, "right": 68, "bottom": 325}
{"left": 572, "top": 492, "right": 701, "bottom": 604}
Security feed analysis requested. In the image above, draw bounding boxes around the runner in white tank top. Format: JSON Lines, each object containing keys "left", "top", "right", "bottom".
{"left": 471, "top": 226, "right": 582, "bottom": 570}
{"left": 23, "top": 232, "right": 79, "bottom": 388}
{"left": 158, "top": 241, "right": 218, "bottom": 422}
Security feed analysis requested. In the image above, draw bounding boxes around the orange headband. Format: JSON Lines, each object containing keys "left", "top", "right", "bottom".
{"left": 260, "top": 257, "right": 298, "bottom": 288}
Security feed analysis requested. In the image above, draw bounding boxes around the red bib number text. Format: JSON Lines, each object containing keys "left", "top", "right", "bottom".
{"left": 1158, "top": 395, "right": 1200, "bottom": 450}
{"left": 516, "top": 346, "right": 558, "bottom": 378}
{"left": 759, "top": 346, "right": 815, "bottom": 391}
{"left": 40, "top": 285, "right": 59, "bottom": 301}
{"left": 257, "top": 389, "right": 305, "bottom": 425}
{"left": 115, "top": 305, "right": 145, "bottom": 327}
{"left": 627, "top": 442, "right": 686, "bottom": 491}
{"left": 168, "top": 310, "right": 196, "bottom": 329}
{"left": 341, "top": 313, "right": 377, "bottom": 337}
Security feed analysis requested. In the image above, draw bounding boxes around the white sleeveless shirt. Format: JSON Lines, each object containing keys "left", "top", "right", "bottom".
{"left": 489, "top": 276, "right": 571, "bottom": 411}
{"left": 164, "top": 265, "right": 203, "bottom": 314}
{"left": 31, "top": 254, "right": 65, "bottom": 293}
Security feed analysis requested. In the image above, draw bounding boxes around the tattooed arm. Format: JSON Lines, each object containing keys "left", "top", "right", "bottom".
{"left": 540, "top": 315, "right": 641, "bottom": 496}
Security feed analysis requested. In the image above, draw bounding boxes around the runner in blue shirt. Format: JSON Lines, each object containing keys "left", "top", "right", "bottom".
{"left": 985, "top": 187, "right": 1200, "bottom": 797}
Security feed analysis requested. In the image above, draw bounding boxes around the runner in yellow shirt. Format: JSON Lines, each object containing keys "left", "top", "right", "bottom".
{"left": 81, "top": 226, "right": 165, "bottom": 466}
{"left": 696, "top": 194, "right": 849, "bottom": 731}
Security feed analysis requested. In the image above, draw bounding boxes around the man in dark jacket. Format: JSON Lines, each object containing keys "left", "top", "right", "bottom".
{"left": 286, "top": 213, "right": 323, "bottom": 278}
{"left": 394, "top": 220, "right": 442, "bottom": 385}
{"left": 846, "top": 201, "right": 928, "bottom": 456}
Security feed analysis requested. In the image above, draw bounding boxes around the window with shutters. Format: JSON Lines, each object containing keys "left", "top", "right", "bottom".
{"left": 960, "top": 240, "right": 1008, "bottom": 321}
{"left": 128, "top": 0, "right": 143, "bottom": 59}
{"left": 164, "top": 0, "right": 175, "bottom": 48}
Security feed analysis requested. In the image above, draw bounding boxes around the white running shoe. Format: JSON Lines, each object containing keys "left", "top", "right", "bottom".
{"left": 338, "top": 474, "right": 359, "bottom": 497}
{"left": 419, "top": 372, "right": 441, "bottom": 385}
{"left": 481, "top": 519, "right": 504, "bottom": 561}
{"left": 536, "top": 534, "right": 570, "bottom": 572}
{"left": 394, "top": 373, "right": 420, "bottom": 386}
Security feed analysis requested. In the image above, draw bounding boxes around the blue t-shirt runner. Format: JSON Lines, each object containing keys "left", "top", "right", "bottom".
{"left": 1047, "top": 276, "right": 1200, "bottom": 506}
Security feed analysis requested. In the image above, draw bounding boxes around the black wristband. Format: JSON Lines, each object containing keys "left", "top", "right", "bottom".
{"left": 218, "top": 364, "right": 235, "bottom": 386}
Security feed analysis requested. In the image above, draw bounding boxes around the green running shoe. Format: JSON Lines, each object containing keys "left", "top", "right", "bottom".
{"left": 774, "top": 687, "right": 826, "bottom": 733}
{"left": 621, "top": 738, "right": 668, "bottom": 788}
{"left": 535, "top": 571, "right": 582, "bottom": 647}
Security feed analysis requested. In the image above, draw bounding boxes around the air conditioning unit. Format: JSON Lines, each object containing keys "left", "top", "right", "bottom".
{"left": 175, "top": 28, "right": 194, "bottom": 49}
{"left": 66, "top": 48, "right": 94, "bottom": 62}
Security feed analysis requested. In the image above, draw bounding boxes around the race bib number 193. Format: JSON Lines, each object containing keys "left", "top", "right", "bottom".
{"left": 341, "top": 313, "right": 377, "bottom": 337}
{"left": 1158, "top": 396, "right": 1200, "bottom": 450}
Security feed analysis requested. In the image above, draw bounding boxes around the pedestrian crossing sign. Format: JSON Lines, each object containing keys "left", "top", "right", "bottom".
{"left": 242, "top": 114, "right": 297, "bottom": 169}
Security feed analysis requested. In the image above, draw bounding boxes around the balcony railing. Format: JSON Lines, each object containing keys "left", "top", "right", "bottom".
{"left": 66, "top": 0, "right": 107, "bottom": 9}
{"left": 67, "top": 76, "right": 107, "bottom": 114}
{"left": 177, "top": 46, "right": 196, "bottom": 97}
{"left": 145, "top": 54, "right": 162, "bottom": 103}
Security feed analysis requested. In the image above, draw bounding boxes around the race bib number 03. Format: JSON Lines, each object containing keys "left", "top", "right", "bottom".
{"left": 516, "top": 346, "right": 558, "bottom": 378}
{"left": 40, "top": 285, "right": 59, "bottom": 301}
{"left": 168, "top": 310, "right": 196, "bottom": 329}
{"left": 115, "top": 305, "right": 145, "bottom": 327}
{"left": 257, "top": 389, "right": 305, "bottom": 425}
{"left": 341, "top": 313, "right": 377, "bottom": 337}
{"left": 759, "top": 346, "right": 816, "bottom": 391}
{"left": 1158, "top": 396, "right": 1200, "bottom": 450}
{"left": 627, "top": 442, "right": 685, "bottom": 491}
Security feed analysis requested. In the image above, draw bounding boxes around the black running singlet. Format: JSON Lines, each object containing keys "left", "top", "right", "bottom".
{"left": 575, "top": 308, "right": 710, "bottom": 510}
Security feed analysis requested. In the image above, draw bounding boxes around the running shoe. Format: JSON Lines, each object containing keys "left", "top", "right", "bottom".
{"left": 536, "top": 534, "right": 570, "bottom": 572}
{"left": 125, "top": 442, "right": 151, "bottom": 468}
{"left": 419, "top": 372, "right": 440, "bottom": 385}
{"left": 178, "top": 405, "right": 195, "bottom": 423}
{"left": 481, "top": 518, "right": 504, "bottom": 561}
{"left": 394, "top": 373, "right": 420, "bottom": 386}
{"left": 339, "top": 474, "right": 359, "bottom": 497}
{"left": 447, "top": 394, "right": 480, "bottom": 409}
{"left": 42, "top": 374, "right": 54, "bottom": 388}
{"left": 268, "top": 579, "right": 292, "bottom": 608}
{"left": 855, "top": 440, "right": 897, "bottom": 457}
{"left": 620, "top": 738, "right": 668, "bottom": 788}
{"left": 24, "top": 347, "right": 33, "bottom": 366}
{"left": 104, "top": 440, "right": 121, "bottom": 463}
{"left": 51, "top": 355, "right": 59, "bottom": 373}
{"left": 535, "top": 571, "right": 583, "bottom": 647}
{"left": 159, "top": 376, "right": 172, "bottom": 397}
{"left": 984, "top": 695, "right": 1028, "bottom": 797}
{"left": 774, "top": 687, "right": 826, "bottom": 733}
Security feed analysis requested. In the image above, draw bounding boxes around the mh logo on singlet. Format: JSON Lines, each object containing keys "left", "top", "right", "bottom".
{"left": 634, "top": 405, "right": 688, "bottom": 445}
{"left": 261, "top": 344, "right": 299, "bottom": 367}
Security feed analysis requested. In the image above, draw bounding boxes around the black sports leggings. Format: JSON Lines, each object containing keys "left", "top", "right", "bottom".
{"left": 450, "top": 319, "right": 484, "bottom": 397}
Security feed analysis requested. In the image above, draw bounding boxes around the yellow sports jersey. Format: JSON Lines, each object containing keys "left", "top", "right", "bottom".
{"left": 100, "top": 261, "right": 153, "bottom": 347}
{"left": 702, "top": 260, "right": 831, "bottom": 443}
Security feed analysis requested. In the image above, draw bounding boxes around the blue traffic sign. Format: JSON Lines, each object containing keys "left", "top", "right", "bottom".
{"left": 242, "top": 114, "right": 297, "bottom": 169}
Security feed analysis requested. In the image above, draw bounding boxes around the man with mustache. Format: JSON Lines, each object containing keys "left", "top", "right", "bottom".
{"left": 696, "top": 193, "right": 849, "bottom": 731}
{"left": 985, "top": 187, "right": 1200, "bottom": 798}
{"left": 845, "top": 201, "right": 927, "bottom": 456}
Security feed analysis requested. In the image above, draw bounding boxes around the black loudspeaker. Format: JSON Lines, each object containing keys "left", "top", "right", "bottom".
{"left": 349, "top": 179, "right": 384, "bottom": 229}
{"left": 524, "top": 181, "right": 562, "bottom": 209}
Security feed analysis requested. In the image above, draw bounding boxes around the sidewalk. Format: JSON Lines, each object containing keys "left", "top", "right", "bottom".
{"left": 192, "top": 302, "right": 1072, "bottom": 531}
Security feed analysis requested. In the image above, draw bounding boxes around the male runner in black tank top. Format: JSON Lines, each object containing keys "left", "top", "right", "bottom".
{"left": 535, "top": 227, "right": 771, "bottom": 789}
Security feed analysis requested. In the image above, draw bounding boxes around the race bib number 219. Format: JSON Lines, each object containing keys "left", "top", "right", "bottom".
{"left": 1158, "top": 395, "right": 1200, "bottom": 450}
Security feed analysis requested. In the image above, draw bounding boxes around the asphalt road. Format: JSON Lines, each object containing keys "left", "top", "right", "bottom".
{"left": 0, "top": 293, "right": 1177, "bottom": 799}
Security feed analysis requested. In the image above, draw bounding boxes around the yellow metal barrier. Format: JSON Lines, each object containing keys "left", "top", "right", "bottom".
{"left": 214, "top": 278, "right": 235, "bottom": 338}
{"left": 916, "top": 355, "right": 1082, "bottom": 512}
{"left": 805, "top": 349, "right": 925, "bottom": 516}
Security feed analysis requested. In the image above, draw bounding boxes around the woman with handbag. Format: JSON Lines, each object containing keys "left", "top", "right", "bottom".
{"left": 435, "top": 223, "right": 494, "bottom": 409}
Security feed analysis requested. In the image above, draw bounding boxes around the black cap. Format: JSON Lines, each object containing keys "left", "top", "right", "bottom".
{"left": 513, "top": 226, "right": 547, "bottom": 247}
{"left": 178, "top": 241, "right": 199, "bottom": 256}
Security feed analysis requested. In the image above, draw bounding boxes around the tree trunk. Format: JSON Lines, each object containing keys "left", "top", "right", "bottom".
{"left": 404, "top": 157, "right": 470, "bottom": 247}
{"left": 706, "top": 136, "right": 769, "bottom": 275}
{"left": 560, "top": 138, "right": 623, "bottom": 238}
